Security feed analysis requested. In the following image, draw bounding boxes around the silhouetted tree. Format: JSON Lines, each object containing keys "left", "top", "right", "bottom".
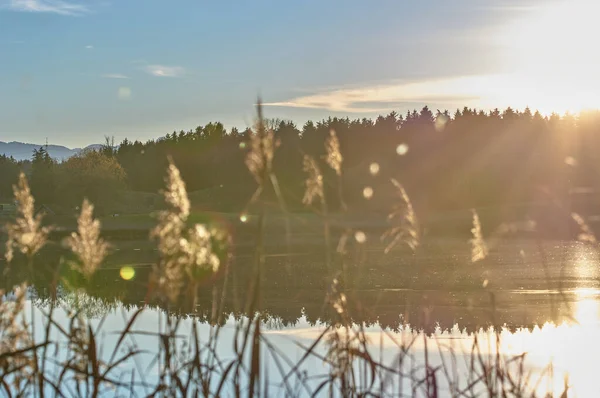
{"left": 57, "top": 150, "right": 126, "bottom": 213}
{"left": 0, "top": 154, "right": 20, "bottom": 199}
{"left": 16, "top": 105, "right": 596, "bottom": 236}
{"left": 30, "top": 147, "right": 55, "bottom": 204}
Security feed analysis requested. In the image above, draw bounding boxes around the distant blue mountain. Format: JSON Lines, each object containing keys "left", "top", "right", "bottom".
{"left": 0, "top": 142, "right": 103, "bottom": 161}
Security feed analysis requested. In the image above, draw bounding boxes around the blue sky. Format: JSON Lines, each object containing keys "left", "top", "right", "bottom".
{"left": 2, "top": 0, "right": 591, "bottom": 147}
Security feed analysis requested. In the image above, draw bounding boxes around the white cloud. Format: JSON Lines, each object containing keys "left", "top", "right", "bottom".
{"left": 85, "top": 44, "right": 93, "bottom": 49}
{"left": 144, "top": 65, "right": 185, "bottom": 78}
{"left": 5, "top": 0, "right": 89, "bottom": 15}
{"left": 102, "top": 73, "right": 129, "bottom": 79}
{"left": 264, "top": 76, "right": 493, "bottom": 113}
{"left": 117, "top": 87, "right": 132, "bottom": 100}
{"left": 265, "top": 73, "right": 600, "bottom": 115}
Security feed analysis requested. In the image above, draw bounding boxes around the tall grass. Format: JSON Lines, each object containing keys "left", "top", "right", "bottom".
{"left": 0, "top": 103, "right": 585, "bottom": 397}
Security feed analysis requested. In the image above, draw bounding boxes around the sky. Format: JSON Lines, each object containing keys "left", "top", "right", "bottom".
{"left": 1, "top": 0, "right": 598, "bottom": 147}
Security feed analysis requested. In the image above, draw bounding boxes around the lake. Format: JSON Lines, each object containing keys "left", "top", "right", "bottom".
{"left": 4, "top": 236, "right": 599, "bottom": 396}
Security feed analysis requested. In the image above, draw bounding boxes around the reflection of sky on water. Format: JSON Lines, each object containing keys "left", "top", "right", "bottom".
{"left": 4, "top": 241, "right": 596, "bottom": 395}
{"left": 23, "top": 283, "right": 600, "bottom": 397}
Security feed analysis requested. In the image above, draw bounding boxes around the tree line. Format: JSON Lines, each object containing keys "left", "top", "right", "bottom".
{"left": 0, "top": 147, "right": 125, "bottom": 215}
{"left": 2, "top": 106, "right": 600, "bottom": 225}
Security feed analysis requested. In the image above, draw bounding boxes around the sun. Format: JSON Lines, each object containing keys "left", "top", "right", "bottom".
{"left": 495, "top": 0, "right": 600, "bottom": 114}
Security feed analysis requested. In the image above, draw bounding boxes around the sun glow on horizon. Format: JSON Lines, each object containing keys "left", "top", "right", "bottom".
{"left": 265, "top": 0, "right": 600, "bottom": 118}
{"left": 495, "top": 0, "right": 600, "bottom": 114}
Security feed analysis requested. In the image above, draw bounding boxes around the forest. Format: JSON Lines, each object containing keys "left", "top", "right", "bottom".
{"left": 2, "top": 105, "right": 599, "bottom": 235}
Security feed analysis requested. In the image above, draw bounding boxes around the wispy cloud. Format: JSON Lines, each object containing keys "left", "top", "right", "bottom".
{"left": 85, "top": 44, "right": 93, "bottom": 49}
{"left": 265, "top": 76, "right": 495, "bottom": 113}
{"left": 102, "top": 73, "right": 129, "bottom": 79}
{"left": 266, "top": 73, "right": 600, "bottom": 115}
{"left": 144, "top": 65, "right": 185, "bottom": 78}
{"left": 5, "top": 0, "right": 90, "bottom": 15}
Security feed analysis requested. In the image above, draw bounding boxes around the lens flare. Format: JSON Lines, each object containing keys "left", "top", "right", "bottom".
{"left": 565, "top": 156, "right": 578, "bottom": 167}
{"left": 120, "top": 266, "right": 135, "bottom": 281}
{"left": 354, "top": 230, "right": 367, "bottom": 244}
{"left": 435, "top": 115, "right": 449, "bottom": 131}
{"left": 396, "top": 144, "right": 409, "bottom": 156}
{"left": 369, "top": 163, "right": 380, "bottom": 176}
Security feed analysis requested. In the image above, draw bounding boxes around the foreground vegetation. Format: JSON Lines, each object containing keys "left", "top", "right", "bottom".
{"left": 0, "top": 102, "right": 592, "bottom": 396}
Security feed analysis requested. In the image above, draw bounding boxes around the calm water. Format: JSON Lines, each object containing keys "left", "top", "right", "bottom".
{"left": 8, "top": 238, "right": 600, "bottom": 396}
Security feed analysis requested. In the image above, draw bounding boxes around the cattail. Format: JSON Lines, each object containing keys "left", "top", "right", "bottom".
{"left": 151, "top": 160, "right": 189, "bottom": 302}
{"left": 336, "top": 229, "right": 351, "bottom": 255}
{"left": 0, "top": 284, "right": 34, "bottom": 381}
{"left": 151, "top": 160, "right": 227, "bottom": 303}
{"left": 571, "top": 212, "right": 597, "bottom": 244}
{"left": 382, "top": 179, "right": 419, "bottom": 253}
{"left": 327, "top": 278, "right": 348, "bottom": 319}
{"left": 332, "top": 292, "right": 347, "bottom": 315}
{"left": 325, "top": 129, "right": 342, "bottom": 176}
{"left": 470, "top": 209, "right": 489, "bottom": 262}
{"left": 66, "top": 199, "right": 109, "bottom": 280}
{"left": 245, "top": 101, "right": 278, "bottom": 185}
{"left": 183, "top": 224, "right": 221, "bottom": 275}
{"left": 5, "top": 173, "right": 50, "bottom": 262}
{"left": 325, "top": 328, "right": 354, "bottom": 380}
{"left": 302, "top": 155, "right": 324, "bottom": 206}
{"left": 66, "top": 313, "right": 108, "bottom": 382}
{"left": 324, "top": 278, "right": 358, "bottom": 389}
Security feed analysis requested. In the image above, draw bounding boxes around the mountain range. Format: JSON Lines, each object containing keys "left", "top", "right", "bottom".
{"left": 0, "top": 141, "right": 103, "bottom": 161}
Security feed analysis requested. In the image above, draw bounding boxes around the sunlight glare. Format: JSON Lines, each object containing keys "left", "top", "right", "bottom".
{"left": 574, "top": 288, "right": 600, "bottom": 326}
{"left": 573, "top": 245, "right": 600, "bottom": 325}
{"left": 497, "top": 0, "right": 600, "bottom": 113}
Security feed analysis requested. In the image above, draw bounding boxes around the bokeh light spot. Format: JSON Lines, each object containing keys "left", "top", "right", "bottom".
{"left": 369, "top": 163, "right": 380, "bottom": 176}
{"left": 117, "top": 87, "right": 132, "bottom": 100}
{"left": 363, "top": 186, "right": 373, "bottom": 199}
{"left": 240, "top": 213, "right": 248, "bottom": 223}
{"left": 354, "top": 230, "right": 367, "bottom": 244}
{"left": 396, "top": 144, "right": 409, "bottom": 156}
{"left": 120, "top": 266, "right": 135, "bottom": 281}
{"left": 565, "top": 156, "right": 578, "bottom": 167}
{"left": 435, "top": 115, "right": 449, "bottom": 131}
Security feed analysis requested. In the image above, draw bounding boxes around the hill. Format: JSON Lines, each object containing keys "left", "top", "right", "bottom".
{"left": 0, "top": 142, "right": 102, "bottom": 161}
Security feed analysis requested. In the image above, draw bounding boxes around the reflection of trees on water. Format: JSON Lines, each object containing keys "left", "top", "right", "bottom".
{"left": 22, "top": 274, "right": 586, "bottom": 335}
{"left": 262, "top": 313, "right": 290, "bottom": 330}
{"left": 33, "top": 285, "right": 120, "bottom": 319}
{"left": 6, "top": 240, "right": 596, "bottom": 333}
